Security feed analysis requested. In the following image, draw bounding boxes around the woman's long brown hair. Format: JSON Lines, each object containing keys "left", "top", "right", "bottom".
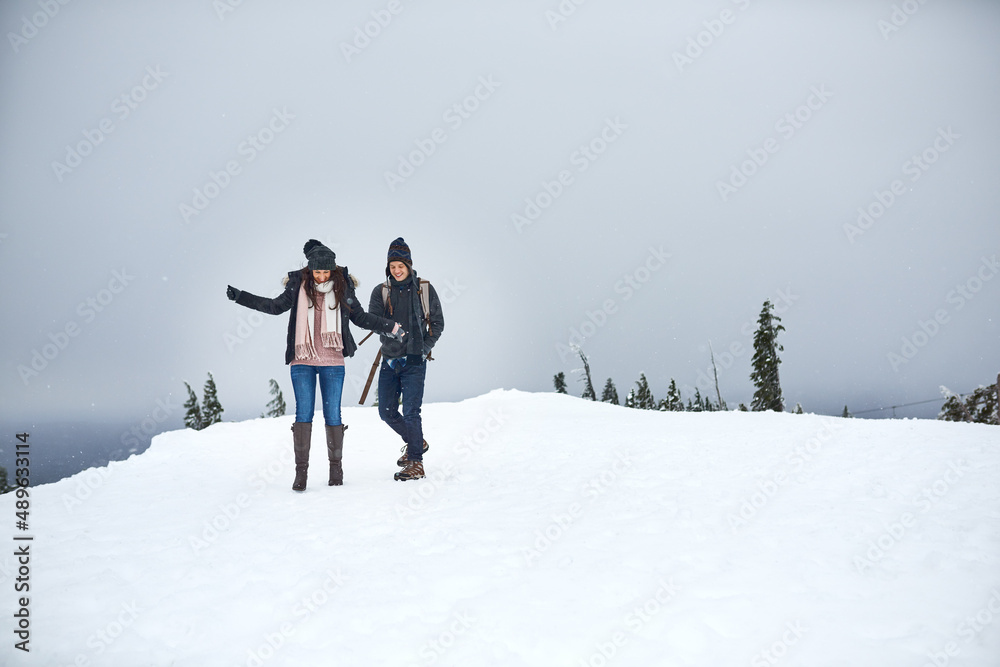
{"left": 300, "top": 267, "right": 346, "bottom": 311}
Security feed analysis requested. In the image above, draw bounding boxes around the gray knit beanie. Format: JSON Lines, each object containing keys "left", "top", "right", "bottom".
{"left": 303, "top": 239, "right": 336, "bottom": 271}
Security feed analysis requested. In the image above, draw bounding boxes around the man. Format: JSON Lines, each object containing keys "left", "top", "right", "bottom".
{"left": 369, "top": 238, "right": 444, "bottom": 481}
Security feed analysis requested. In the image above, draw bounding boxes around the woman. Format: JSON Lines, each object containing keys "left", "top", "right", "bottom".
{"left": 226, "top": 239, "right": 402, "bottom": 492}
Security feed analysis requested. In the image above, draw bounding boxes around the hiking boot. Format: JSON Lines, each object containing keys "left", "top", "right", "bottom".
{"left": 394, "top": 460, "right": 425, "bottom": 481}
{"left": 291, "top": 422, "right": 312, "bottom": 492}
{"left": 326, "top": 424, "right": 345, "bottom": 486}
{"left": 396, "top": 439, "right": 429, "bottom": 467}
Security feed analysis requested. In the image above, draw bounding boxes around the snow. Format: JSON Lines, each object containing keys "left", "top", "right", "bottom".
{"left": 2, "top": 390, "right": 999, "bottom": 666}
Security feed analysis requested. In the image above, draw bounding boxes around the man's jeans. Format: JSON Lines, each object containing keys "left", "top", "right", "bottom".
{"left": 377, "top": 356, "right": 426, "bottom": 462}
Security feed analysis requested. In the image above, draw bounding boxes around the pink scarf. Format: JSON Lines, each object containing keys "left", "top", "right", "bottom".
{"left": 294, "top": 281, "right": 343, "bottom": 360}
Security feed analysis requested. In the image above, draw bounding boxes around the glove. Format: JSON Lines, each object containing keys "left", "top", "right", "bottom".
{"left": 422, "top": 347, "right": 433, "bottom": 361}
{"left": 388, "top": 325, "right": 405, "bottom": 342}
{"left": 226, "top": 285, "right": 240, "bottom": 301}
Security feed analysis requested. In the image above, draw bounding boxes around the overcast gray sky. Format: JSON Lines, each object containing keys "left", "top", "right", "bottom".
{"left": 2, "top": 0, "right": 998, "bottom": 427}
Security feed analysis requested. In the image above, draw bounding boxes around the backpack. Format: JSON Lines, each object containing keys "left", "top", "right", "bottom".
{"left": 382, "top": 279, "right": 433, "bottom": 337}
{"left": 359, "top": 279, "right": 436, "bottom": 405}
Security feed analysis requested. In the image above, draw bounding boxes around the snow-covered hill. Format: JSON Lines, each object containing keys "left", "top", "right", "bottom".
{"left": 2, "top": 390, "right": 998, "bottom": 666}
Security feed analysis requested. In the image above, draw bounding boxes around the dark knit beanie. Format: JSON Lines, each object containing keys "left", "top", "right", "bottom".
{"left": 386, "top": 237, "right": 412, "bottom": 273}
{"left": 303, "top": 239, "right": 336, "bottom": 271}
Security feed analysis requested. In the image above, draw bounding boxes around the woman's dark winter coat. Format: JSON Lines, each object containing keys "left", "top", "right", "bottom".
{"left": 235, "top": 267, "right": 397, "bottom": 364}
{"left": 367, "top": 270, "right": 444, "bottom": 359}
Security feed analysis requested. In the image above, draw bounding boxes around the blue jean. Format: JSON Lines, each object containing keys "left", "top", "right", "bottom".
{"left": 289, "top": 364, "right": 345, "bottom": 426}
{"left": 377, "top": 356, "right": 426, "bottom": 462}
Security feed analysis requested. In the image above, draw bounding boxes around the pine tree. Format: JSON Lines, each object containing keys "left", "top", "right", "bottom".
{"left": 263, "top": 378, "right": 286, "bottom": 418}
{"left": 794, "top": 403, "right": 804, "bottom": 414}
{"left": 750, "top": 299, "right": 785, "bottom": 412}
{"left": 841, "top": 405, "right": 851, "bottom": 418}
{"left": 939, "top": 383, "right": 998, "bottom": 424}
{"left": 554, "top": 372, "right": 568, "bottom": 394}
{"left": 664, "top": 379, "right": 683, "bottom": 412}
{"left": 624, "top": 388, "right": 636, "bottom": 409}
{"left": 939, "top": 390, "right": 970, "bottom": 422}
{"left": 690, "top": 388, "right": 704, "bottom": 412}
{"left": 967, "top": 385, "right": 998, "bottom": 424}
{"left": 201, "top": 372, "right": 224, "bottom": 427}
{"left": 633, "top": 374, "right": 656, "bottom": 410}
{"left": 183, "top": 382, "right": 205, "bottom": 431}
{"left": 708, "top": 341, "right": 728, "bottom": 411}
{"left": 601, "top": 378, "right": 619, "bottom": 405}
{"left": 572, "top": 345, "right": 597, "bottom": 401}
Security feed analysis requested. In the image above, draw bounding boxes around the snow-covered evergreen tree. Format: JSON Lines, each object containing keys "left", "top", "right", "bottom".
{"left": 601, "top": 378, "right": 619, "bottom": 405}
{"left": 0, "top": 466, "right": 13, "bottom": 494}
{"left": 183, "top": 382, "right": 205, "bottom": 431}
{"left": 841, "top": 405, "right": 851, "bottom": 418}
{"left": 571, "top": 345, "right": 597, "bottom": 401}
{"left": 263, "top": 378, "right": 286, "bottom": 418}
{"left": 968, "top": 385, "right": 998, "bottom": 424}
{"left": 939, "top": 383, "right": 998, "bottom": 424}
{"left": 794, "top": 403, "right": 804, "bottom": 414}
{"left": 633, "top": 374, "right": 655, "bottom": 410}
{"left": 664, "top": 379, "right": 683, "bottom": 412}
{"left": 750, "top": 299, "right": 785, "bottom": 412}
{"left": 553, "top": 372, "right": 567, "bottom": 394}
{"left": 624, "top": 388, "right": 636, "bottom": 409}
{"left": 201, "top": 373, "right": 224, "bottom": 427}
{"left": 939, "top": 386, "right": 970, "bottom": 422}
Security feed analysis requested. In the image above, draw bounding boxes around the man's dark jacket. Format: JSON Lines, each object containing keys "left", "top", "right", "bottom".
{"left": 367, "top": 271, "right": 444, "bottom": 360}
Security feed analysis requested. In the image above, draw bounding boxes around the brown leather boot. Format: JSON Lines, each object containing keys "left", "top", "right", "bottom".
{"left": 326, "top": 424, "right": 345, "bottom": 486}
{"left": 291, "top": 422, "right": 312, "bottom": 492}
{"left": 394, "top": 460, "right": 425, "bottom": 481}
{"left": 396, "top": 439, "right": 430, "bottom": 467}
